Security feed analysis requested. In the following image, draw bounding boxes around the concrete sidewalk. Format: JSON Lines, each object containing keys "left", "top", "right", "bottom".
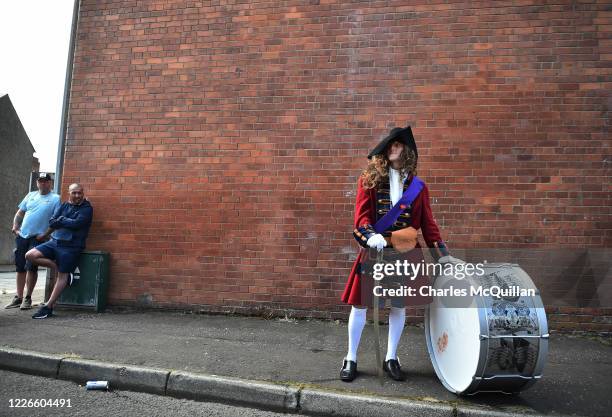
{"left": 0, "top": 294, "right": 610, "bottom": 417}
{"left": 0, "top": 265, "right": 47, "bottom": 295}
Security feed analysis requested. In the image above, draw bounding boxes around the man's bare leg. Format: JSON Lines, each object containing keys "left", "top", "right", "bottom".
{"left": 25, "top": 249, "right": 58, "bottom": 307}
{"left": 46, "top": 273, "right": 69, "bottom": 308}
{"left": 25, "top": 249, "right": 57, "bottom": 271}
{"left": 24, "top": 270, "right": 38, "bottom": 298}
{"left": 15, "top": 271, "right": 26, "bottom": 299}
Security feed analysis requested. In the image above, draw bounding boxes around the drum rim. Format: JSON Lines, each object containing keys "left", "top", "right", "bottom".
{"left": 531, "top": 290, "right": 549, "bottom": 380}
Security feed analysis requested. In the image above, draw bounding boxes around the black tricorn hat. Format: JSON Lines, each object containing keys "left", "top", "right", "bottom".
{"left": 367, "top": 125, "right": 418, "bottom": 160}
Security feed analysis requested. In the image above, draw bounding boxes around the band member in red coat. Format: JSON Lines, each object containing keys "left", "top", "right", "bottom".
{"left": 340, "top": 125, "right": 450, "bottom": 382}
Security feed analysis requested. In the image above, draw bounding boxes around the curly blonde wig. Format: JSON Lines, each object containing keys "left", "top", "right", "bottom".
{"left": 361, "top": 144, "right": 417, "bottom": 189}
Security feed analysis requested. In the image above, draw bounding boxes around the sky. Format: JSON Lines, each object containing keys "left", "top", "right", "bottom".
{"left": 0, "top": 1, "right": 75, "bottom": 172}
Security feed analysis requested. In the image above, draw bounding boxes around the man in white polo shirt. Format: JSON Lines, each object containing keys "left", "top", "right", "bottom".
{"left": 5, "top": 173, "right": 60, "bottom": 310}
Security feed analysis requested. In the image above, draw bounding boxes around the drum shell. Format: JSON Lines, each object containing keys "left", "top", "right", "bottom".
{"left": 425, "top": 263, "right": 549, "bottom": 395}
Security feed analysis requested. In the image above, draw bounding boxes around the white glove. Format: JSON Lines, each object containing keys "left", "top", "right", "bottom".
{"left": 366, "top": 234, "right": 387, "bottom": 250}
{"left": 438, "top": 255, "right": 466, "bottom": 264}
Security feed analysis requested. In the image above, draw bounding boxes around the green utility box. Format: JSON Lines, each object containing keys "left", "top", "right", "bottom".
{"left": 56, "top": 251, "right": 110, "bottom": 312}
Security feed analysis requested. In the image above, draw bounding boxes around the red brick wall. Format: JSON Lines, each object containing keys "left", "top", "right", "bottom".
{"left": 63, "top": 1, "right": 611, "bottom": 331}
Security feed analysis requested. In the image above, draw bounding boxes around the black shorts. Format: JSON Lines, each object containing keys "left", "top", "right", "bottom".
{"left": 14, "top": 235, "right": 39, "bottom": 273}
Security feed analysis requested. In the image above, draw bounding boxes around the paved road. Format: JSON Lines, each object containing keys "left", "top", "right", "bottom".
{"left": 0, "top": 369, "right": 291, "bottom": 417}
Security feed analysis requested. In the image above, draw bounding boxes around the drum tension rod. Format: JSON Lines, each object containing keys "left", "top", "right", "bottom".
{"left": 474, "top": 375, "right": 542, "bottom": 381}
{"left": 479, "top": 334, "right": 549, "bottom": 340}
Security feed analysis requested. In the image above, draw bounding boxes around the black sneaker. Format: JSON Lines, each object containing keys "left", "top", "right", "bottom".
{"left": 32, "top": 305, "right": 53, "bottom": 319}
{"left": 4, "top": 296, "right": 22, "bottom": 309}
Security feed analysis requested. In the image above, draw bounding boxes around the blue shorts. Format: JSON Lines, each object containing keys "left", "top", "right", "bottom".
{"left": 35, "top": 240, "right": 82, "bottom": 274}
{"left": 14, "top": 235, "right": 39, "bottom": 273}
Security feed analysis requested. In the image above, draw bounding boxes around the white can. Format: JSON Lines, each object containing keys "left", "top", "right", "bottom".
{"left": 86, "top": 380, "right": 109, "bottom": 390}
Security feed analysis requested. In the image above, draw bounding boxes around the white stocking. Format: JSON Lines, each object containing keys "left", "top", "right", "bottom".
{"left": 385, "top": 307, "right": 406, "bottom": 361}
{"left": 346, "top": 306, "right": 367, "bottom": 362}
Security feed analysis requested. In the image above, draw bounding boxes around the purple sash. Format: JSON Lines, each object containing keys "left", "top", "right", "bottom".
{"left": 373, "top": 176, "right": 424, "bottom": 233}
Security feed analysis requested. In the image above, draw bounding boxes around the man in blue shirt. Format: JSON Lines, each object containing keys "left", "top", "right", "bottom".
{"left": 5, "top": 173, "right": 60, "bottom": 310}
{"left": 26, "top": 183, "right": 93, "bottom": 319}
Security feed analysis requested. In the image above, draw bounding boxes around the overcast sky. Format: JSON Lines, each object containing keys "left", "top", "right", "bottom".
{"left": 0, "top": 1, "right": 74, "bottom": 172}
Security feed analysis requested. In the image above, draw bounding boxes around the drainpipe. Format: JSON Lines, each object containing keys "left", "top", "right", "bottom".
{"left": 54, "top": 0, "right": 81, "bottom": 195}
{"left": 46, "top": 0, "right": 81, "bottom": 302}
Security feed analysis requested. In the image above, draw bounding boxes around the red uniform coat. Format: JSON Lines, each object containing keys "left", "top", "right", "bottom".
{"left": 341, "top": 175, "right": 444, "bottom": 306}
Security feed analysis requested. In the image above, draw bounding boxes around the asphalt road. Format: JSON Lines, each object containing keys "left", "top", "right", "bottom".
{"left": 0, "top": 369, "right": 292, "bottom": 417}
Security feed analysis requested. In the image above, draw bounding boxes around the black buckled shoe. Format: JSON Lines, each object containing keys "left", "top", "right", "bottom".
{"left": 383, "top": 358, "right": 406, "bottom": 381}
{"left": 340, "top": 359, "right": 358, "bottom": 382}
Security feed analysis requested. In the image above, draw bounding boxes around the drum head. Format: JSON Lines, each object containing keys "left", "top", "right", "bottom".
{"left": 427, "top": 299, "right": 481, "bottom": 393}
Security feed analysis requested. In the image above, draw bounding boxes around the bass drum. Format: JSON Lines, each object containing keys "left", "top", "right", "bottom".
{"left": 425, "top": 262, "right": 549, "bottom": 395}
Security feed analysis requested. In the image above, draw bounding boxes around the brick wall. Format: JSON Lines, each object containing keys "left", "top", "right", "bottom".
{"left": 63, "top": 1, "right": 611, "bottom": 331}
